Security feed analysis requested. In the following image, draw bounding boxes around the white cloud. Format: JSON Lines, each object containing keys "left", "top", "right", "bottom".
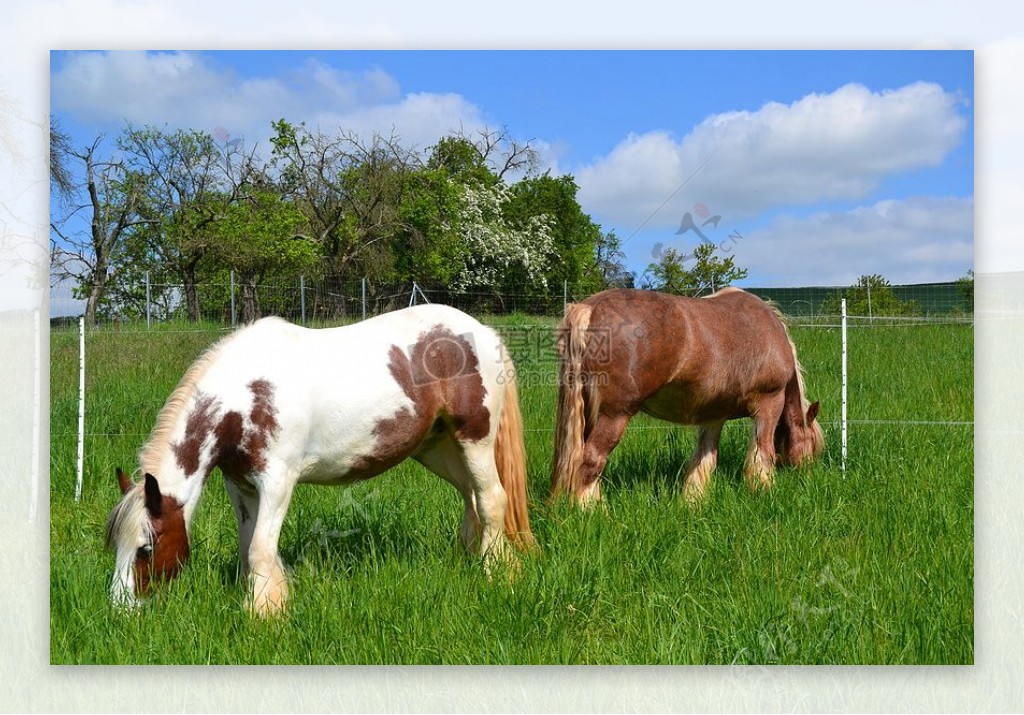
{"left": 577, "top": 82, "right": 969, "bottom": 229}
{"left": 51, "top": 51, "right": 490, "bottom": 154}
{"left": 727, "top": 195, "right": 974, "bottom": 286}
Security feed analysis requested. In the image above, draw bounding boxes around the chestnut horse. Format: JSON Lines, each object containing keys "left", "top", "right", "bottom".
{"left": 550, "top": 288, "right": 823, "bottom": 505}
{"left": 106, "top": 305, "right": 532, "bottom": 617}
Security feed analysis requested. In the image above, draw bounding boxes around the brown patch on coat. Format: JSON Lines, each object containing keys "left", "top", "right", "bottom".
{"left": 244, "top": 379, "right": 279, "bottom": 472}
{"left": 134, "top": 491, "right": 190, "bottom": 597}
{"left": 172, "top": 393, "right": 219, "bottom": 477}
{"left": 350, "top": 325, "right": 491, "bottom": 478}
{"left": 171, "top": 380, "right": 280, "bottom": 483}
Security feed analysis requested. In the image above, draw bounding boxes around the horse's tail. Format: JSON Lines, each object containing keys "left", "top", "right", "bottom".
{"left": 550, "top": 302, "right": 597, "bottom": 501}
{"left": 494, "top": 346, "right": 534, "bottom": 549}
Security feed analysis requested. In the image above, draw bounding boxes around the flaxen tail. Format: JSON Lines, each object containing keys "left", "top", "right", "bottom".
{"left": 550, "top": 302, "right": 597, "bottom": 500}
{"left": 494, "top": 347, "right": 534, "bottom": 548}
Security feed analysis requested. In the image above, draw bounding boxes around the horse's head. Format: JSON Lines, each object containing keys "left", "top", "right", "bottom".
{"left": 105, "top": 469, "right": 190, "bottom": 608}
{"left": 775, "top": 401, "right": 824, "bottom": 468}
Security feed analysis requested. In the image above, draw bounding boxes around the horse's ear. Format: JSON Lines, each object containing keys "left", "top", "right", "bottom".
{"left": 806, "top": 401, "right": 820, "bottom": 423}
{"left": 116, "top": 468, "right": 132, "bottom": 495}
{"left": 143, "top": 473, "right": 163, "bottom": 517}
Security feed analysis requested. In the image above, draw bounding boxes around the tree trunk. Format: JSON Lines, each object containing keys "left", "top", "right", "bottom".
{"left": 239, "top": 273, "right": 260, "bottom": 323}
{"left": 182, "top": 263, "right": 201, "bottom": 322}
{"left": 183, "top": 280, "right": 200, "bottom": 323}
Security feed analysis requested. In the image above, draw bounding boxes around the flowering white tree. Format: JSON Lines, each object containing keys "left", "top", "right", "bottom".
{"left": 451, "top": 181, "right": 555, "bottom": 292}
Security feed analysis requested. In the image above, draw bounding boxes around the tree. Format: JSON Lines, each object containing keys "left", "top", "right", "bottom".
{"left": 428, "top": 127, "right": 538, "bottom": 182}
{"left": 212, "top": 188, "right": 314, "bottom": 322}
{"left": 591, "top": 230, "right": 635, "bottom": 290}
{"left": 820, "top": 274, "right": 921, "bottom": 317}
{"left": 450, "top": 181, "right": 554, "bottom": 296}
{"left": 270, "top": 120, "right": 420, "bottom": 282}
{"left": 642, "top": 242, "right": 747, "bottom": 296}
{"left": 50, "top": 136, "right": 146, "bottom": 324}
{"left": 118, "top": 125, "right": 234, "bottom": 321}
{"left": 504, "top": 173, "right": 603, "bottom": 298}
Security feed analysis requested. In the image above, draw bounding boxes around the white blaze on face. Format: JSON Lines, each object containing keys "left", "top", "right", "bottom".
{"left": 110, "top": 547, "right": 137, "bottom": 608}
{"left": 109, "top": 530, "right": 150, "bottom": 610}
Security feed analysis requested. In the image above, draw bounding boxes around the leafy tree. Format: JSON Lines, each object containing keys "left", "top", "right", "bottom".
{"left": 504, "top": 173, "right": 603, "bottom": 298}
{"left": 820, "top": 274, "right": 921, "bottom": 317}
{"left": 270, "top": 120, "right": 420, "bottom": 283}
{"left": 212, "top": 188, "right": 314, "bottom": 322}
{"left": 591, "top": 229, "right": 635, "bottom": 290}
{"left": 427, "top": 127, "right": 538, "bottom": 182}
{"left": 450, "top": 181, "right": 554, "bottom": 296}
{"left": 118, "top": 125, "right": 235, "bottom": 321}
{"left": 642, "top": 242, "right": 747, "bottom": 296}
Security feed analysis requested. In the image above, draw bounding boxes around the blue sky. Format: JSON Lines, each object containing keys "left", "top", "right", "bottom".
{"left": 50, "top": 50, "right": 974, "bottom": 291}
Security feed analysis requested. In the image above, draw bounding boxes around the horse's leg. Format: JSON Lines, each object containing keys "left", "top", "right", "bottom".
{"left": 576, "top": 412, "right": 631, "bottom": 506}
{"left": 453, "top": 440, "right": 513, "bottom": 570}
{"left": 223, "top": 477, "right": 259, "bottom": 577}
{"left": 682, "top": 419, "right": 726, "bottom": 504}
{"left": 247, "top": 462, "right": 297, "bottom": 617}
{"left": 744, "top": 393, "right": 786, "bottom": 492}
{"left": 414, "top": 438, "right": 482, "bottom": 554}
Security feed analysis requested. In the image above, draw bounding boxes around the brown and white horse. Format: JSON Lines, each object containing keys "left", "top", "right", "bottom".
{"left": 550, "top": 288, "right": 823, "bottom": 505}
{"left": 106, "top": 305, "right": 533, "bottom": 616}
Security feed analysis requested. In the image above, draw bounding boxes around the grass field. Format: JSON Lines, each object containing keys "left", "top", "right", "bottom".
{"left": 49, "top": 315, "right": 973, "bottom": 664}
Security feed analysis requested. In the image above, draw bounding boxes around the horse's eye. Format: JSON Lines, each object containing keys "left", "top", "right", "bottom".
{"left": 137, "top": 544, "right": 153, "bottom": 560}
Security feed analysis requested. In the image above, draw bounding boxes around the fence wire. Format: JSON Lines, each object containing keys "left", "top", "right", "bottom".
{"left": 50, "top": 277, "right": 974, "bottom": 330}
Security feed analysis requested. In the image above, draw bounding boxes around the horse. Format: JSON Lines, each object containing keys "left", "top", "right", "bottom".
{"left": 550, "top": 287, "right": 823, "bottom": 505}
{"left": 106, "top": 304, "right": 533, "bottom": 617}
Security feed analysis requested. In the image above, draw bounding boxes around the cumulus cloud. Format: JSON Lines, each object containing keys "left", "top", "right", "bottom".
{"left": 51, "top": 50, "right": 490, "bottom": 153}
{"left": 577, "top": 82, "right": 969, "bottom": 229}
{"left": 726, "top": 195, "right": 974, "bottom": 286}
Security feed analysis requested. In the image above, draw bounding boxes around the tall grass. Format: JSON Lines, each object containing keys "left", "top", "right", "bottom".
{"left": 49, "top": 318, "right": 973, "bottom": 664}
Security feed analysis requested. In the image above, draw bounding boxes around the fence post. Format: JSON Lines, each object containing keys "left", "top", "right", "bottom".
{"left": 145, "top": 271, "right": 151, "bottom": 329}
{"left": 76, "top": 316, "right": 85, "bottom": 502}
{"left": 867, "top": 282, "right": 872, "bottom": 323}
{"left": 361, "top": 277, "right": 367, "bottom": 320}
{"left": 841, "top": 298, "right": 848, "bottom": 474}
{"left": 563, "top": 279, "right": 568, "bottom": 314}
{"left": 300, "top": 275, "right": 306, "bottom": 325}
{"left": 230, "top": 270, "right": 236, "bottom": 327}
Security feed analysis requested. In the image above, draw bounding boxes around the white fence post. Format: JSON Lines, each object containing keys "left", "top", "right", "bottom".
{"left": 76, "top": 316, "right": 85, "bottom": 502}
{"left": 841, "top": 298, "right": 848, "bottom": 474}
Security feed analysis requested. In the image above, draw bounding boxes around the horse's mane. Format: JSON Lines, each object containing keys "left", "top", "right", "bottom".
{"left": 707, "top": 287, "right": 812, "bottom": 418}
{"left": 138, "top": 328, "right": 239, "bottom": 476}
{"left": 760, "top": 297, "right": 812, "bottom": 414}
{"left": 105, "top": 482, "right": 151, "bottom": 550}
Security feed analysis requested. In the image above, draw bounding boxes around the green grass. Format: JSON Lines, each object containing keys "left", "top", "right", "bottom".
{"left": 49, "top": 318, "right": 973, "bottom": 664}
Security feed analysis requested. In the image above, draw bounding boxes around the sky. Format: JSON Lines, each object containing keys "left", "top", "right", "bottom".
{"left": 49, "top": 49, "right": 974, "bottom": 295}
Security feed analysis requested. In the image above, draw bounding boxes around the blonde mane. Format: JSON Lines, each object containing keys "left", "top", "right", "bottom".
{"left": 709, "top": 287, "right": 813, "bottom": 417}
{"left": 105, "top": 482, "right": 151, "bottom": 550}
{"left": 138, "top": 329, "right": 238, "bottom": 476}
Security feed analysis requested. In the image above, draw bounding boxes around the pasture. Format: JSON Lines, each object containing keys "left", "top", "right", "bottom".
{"left": 49, "top": 315, "right": 973, "bottom": 664}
